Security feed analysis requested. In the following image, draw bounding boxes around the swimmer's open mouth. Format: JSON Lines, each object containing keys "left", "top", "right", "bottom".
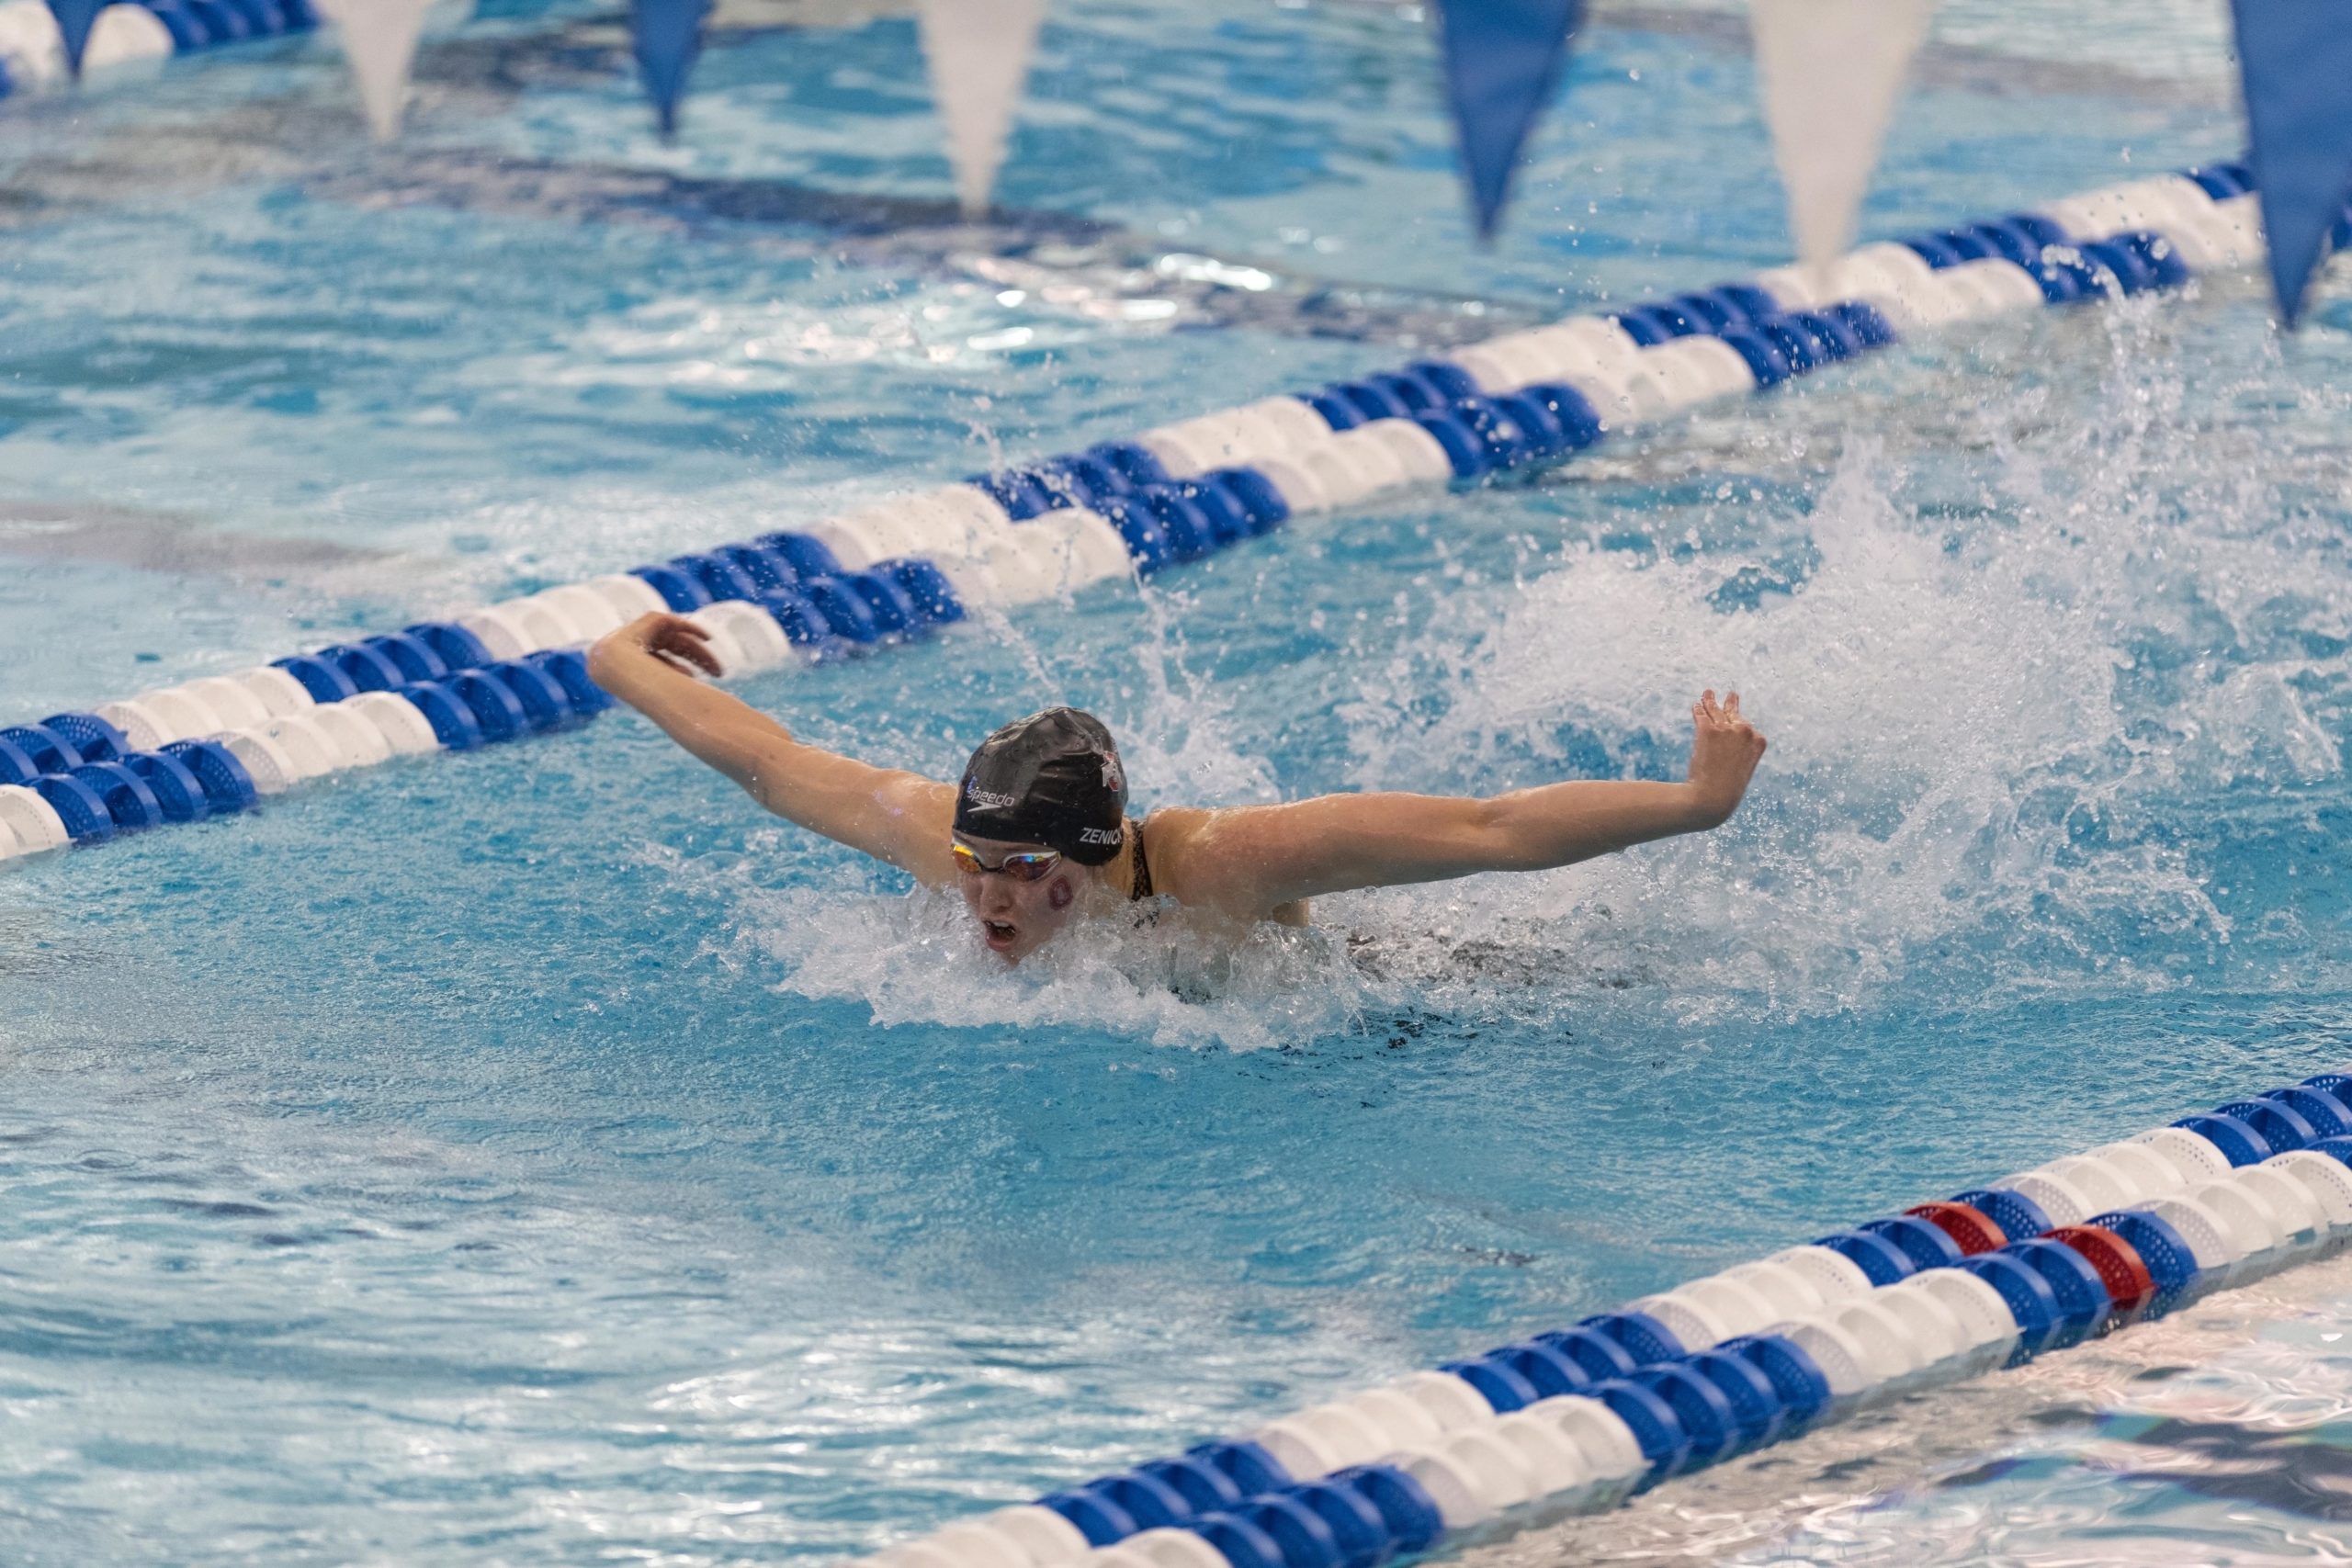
{"left": 983, "top": 919, "right": 1018, "bottom": 951}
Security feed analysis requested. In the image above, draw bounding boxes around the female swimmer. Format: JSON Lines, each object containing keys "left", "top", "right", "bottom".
{"left": 588, "top": 613, "right": 1768, "bottom": 963}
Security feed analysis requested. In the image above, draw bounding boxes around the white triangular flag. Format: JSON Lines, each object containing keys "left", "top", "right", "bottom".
{"left": 83, "top": 6, "right": 175, "bottom": 83}
{"left": 917, "top": 0, "right": 1047, "bottom": 218}
{"left": 312, "top": 0, "right": 436, "bottom": 142}
{"left": 0, "top": 2, "right": 64, "bottom": 93}
{"left": 1752, "top": 0, "right": 1935, "bottom": 275}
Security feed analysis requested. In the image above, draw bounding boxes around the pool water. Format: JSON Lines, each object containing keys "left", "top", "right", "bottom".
{"left": 5, "top": 1, "right": 2352, "bottom": 1562}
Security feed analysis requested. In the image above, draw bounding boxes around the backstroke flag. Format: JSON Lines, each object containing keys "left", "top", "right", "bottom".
{"left": 2229, "top": 0, "right": 2352, "bottom": 324}
{"left": 40, "top": 0, "right": 100, "bottom": 77}
{"left": 918, "top": 0, "right": 1048, "bottom": 218}
{"left": 1752, "top": 0, "right": 1934, "bottom": 276}
{"left": 313, "top": 0, "right": 436, "bottom": 141}
{"left": 634, "top": 0, "right": 709, "bottom": 138}
{"left": 1434, "top": 0, "right": 1585, "bottom": 242}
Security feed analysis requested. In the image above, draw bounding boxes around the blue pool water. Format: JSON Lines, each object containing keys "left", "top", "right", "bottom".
{"left": 5, "top": 2, "right": 2352, "bottom": 1562}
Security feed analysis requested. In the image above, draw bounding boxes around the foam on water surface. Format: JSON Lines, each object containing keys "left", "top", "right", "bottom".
{"left": 683, "top": 318, "right": 2352, "bottom": 1043}
{"left": 1328, "top": 313, "right": 2352, "bottom": 1021}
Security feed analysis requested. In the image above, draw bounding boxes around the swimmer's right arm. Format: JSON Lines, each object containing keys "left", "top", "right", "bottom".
{"left": 587, "top": 613, "right": 959, "bottom": 884}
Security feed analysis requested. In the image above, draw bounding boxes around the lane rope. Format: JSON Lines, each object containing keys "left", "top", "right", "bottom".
{"left": 0, "top": 0, "right": 311, "bottom": 99}
{"left": 858, "top": 1074, "right": 2352, "bottom": 1568}
{"left": 3, "top": 161, "right": 2342, "bottom": 864}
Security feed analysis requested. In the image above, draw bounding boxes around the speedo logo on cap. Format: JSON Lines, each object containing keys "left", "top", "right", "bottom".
{"left": 963, "top": 780, "right": 1018, "bottom": 810}
{"left": 1079, "top": 826, "right": 1122, "bottom": 845}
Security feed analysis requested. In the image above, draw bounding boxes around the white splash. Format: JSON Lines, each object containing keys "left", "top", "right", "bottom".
{"left": 725, "top": 867, "right": 1389, "bottom": 1054}
{"left": 1117, "top": 583, "right": 1284, "bottom": 812}
{"left": 1337, "top": 409, "right": 2348, "bottom": 1020}
{"left": 654, "top": 320, "right": 2352, "bottom": 1041}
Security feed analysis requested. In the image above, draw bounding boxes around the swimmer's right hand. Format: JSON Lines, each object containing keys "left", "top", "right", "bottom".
{"left": 590, "top": 611, "right": 723, "bottom": 681}
{"left": 1684, "top": 688, "right": 1767, "bottom": 827}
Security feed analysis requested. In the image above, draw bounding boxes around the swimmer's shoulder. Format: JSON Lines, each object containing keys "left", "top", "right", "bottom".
{"left": 1139, "top": 806, "right": 1309, "bottom": 926}
{"left": 1136, "top": 806, "right": 1216, "bottom": 890}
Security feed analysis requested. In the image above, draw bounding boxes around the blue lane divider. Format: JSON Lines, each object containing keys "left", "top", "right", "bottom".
{"left": 160, "top": 739, "right": 259, "bottom": 812}
{"left": 0, "top": 0, "right": 318, "bottom": 104}
{"left": 395, "top": 682, "right": 487, "bottom": 751}
{"left": 66, "top": 761, "right": 164, "bottom": 832}
{"left": 2172, "top": 1111, "right": 2269, "bottom": 1166}
{"left": 119, "top": 750, "right": 209, "bottom": 822}
{"left": 33, "top": 773, "right": 118, "bottom": 842}
{"left": 9, "top": 162, "right": 2331, "bottom": 871}
{"left": 1, "top": 703, "right": 264, "bottom": 846}
{"left": 3, "top": 723, "right": 82, "bottom": 774}
{"left": 274, "top": 653, "right": 359, "bottom": 704}
{"left": 1814, "top": 1228, "right": 1916, "bottom": 1285}
{"left": 1, "top": 520, "right": 967, "bottom": 858}
{"left": 865, "top": 1068, "right": 2352, "bottom": 1568}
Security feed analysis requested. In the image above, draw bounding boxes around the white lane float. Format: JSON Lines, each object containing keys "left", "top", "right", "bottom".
{"left": 0, "top": 784, "right": 72, "bottom": 855}
{"left": 345, "top": 692, "right": 442, "bottom": 756}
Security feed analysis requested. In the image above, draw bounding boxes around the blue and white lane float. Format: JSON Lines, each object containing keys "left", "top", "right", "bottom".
{"left": 859, "top": 1078, "right": 2352, "bottom": 1568}
{"left": 2, "top": 161, "right": 2343, "bottom": 866}
{"left": 0, "top": 0, "right": 311, "bottom": 98}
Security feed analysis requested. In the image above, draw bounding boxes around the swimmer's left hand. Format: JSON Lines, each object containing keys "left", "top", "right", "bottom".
{"left": 1685, "top": 689, "right": 1768, "bottom": 827}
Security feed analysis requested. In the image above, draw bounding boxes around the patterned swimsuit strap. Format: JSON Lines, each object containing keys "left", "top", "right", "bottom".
{"left": 1127, "top": 818, "right": 1153, "bottom": 901}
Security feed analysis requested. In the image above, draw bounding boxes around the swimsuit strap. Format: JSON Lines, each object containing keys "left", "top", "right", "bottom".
{"left": 1128, "top": 817, "right": 1153, "bottom": 901}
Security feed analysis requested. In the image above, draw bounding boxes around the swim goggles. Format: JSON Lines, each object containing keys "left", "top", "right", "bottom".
{"left": 950, "top": 839, "right": 1064, "bottom": 882}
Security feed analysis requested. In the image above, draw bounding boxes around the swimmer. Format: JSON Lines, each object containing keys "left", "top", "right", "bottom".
{"left": 588, "top": 613, "right": 1769, "bottom": 963}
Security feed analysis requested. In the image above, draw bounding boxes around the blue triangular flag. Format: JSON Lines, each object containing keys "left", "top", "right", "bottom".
{"left": 633, "top": 0, "right": 708, "bottom": 139}
{"left": 44, "top": 0, "right": 104, "bottom": 78}
{"left": 1433, "top": 0, "right": 1586, "bottom": 242}
{"left": 2231, "top": 0, "right": 2352, "bottom": 324}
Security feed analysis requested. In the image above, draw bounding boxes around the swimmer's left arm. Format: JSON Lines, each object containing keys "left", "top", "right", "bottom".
{"left": 1174, "top": 691, "right": 1766, "bottom": 912}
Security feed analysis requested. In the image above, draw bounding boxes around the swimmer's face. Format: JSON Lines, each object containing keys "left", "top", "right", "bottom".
{"left": 954, "top": 834, "right": 1080, "bottom": 962}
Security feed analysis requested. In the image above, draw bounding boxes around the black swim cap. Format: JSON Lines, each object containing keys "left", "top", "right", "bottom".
{"left": 953, "top": 707, "right": 1128, "bottom": 865}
